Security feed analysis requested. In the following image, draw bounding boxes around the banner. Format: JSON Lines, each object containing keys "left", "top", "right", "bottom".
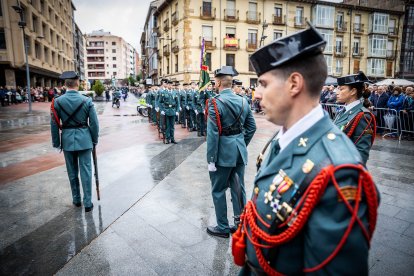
{"left": 198, "top": 37, "right": 211, "bottom": 92}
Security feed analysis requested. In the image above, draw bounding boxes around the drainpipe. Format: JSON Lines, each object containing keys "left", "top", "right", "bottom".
{"left": 348, "top": 8, "right": 352, "bottom": 75}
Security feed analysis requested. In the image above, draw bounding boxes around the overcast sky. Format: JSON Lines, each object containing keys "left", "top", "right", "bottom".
{"left": 72, "top": 0, "right": 153, "bottom": 52}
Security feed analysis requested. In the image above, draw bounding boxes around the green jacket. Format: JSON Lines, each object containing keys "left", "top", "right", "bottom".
{"left": 206, "top": 88, "right": 256, "bottom": 166}
{"left": 193, "top": 90, "right": 208, "bottom": 113}
{"left": 159, "top": 88, "right": 179, "bottom": 116}
{"left": 333, "top": 102, "right": 374, "bottom": 165}
{"left": 50, "top": 90, "right": 99, "bottom": 151}
{"left": 243, "top": 115, "right": 377, "bottom": 275}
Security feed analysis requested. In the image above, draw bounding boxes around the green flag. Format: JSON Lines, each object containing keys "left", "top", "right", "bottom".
{"left": 198, "top": 38, "right": 210, "bottom": 92}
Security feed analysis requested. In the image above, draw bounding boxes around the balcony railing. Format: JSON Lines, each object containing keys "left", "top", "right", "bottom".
{"left": 200, "top": 36, "right": 216, "bottom": 50}
{"left": 246, "top": 40, "right": 258, "bottom": 52}
{"left": 335, "top": 21, "right": 347, "bottom": 32}
{"left": 171, "top": 39, "right": 179, "bottom": 53}
{"left": 163, "top": 19, "right": 169, "bottom": 32}
{"left": 172, "top": 11, "right": 179, "bottom": 26}
{"left": 353, "top": 23, "right": 364, "bottom": 34}
{"left": 224, "top": 9, "right": 239, "bottom": 22}
{"left": 334, "top": 46, "right": 348, "bottom": 58}
{"left": 294, "top": 16, "right": 306, "bottom": 28}
{"left": 223, "top": 38, "right": 240, "bottom": 51}
{"left": 386, "top": 50, "right": 396, "bottom": 60}
{"left": 163, "top": 44, "right": 170, "bottom": 56}
{"left": 388, "top": 27, "right": 398, "bottom": 37}
{"left": 200, "top": 6, "right": 216, "bottom": 20}
{"left": 352, "top": 47, "right": 364, "bottom": 57}
{"left": 246, "top": 11, "right": 260, "bottom": 24}
{"left": 152, "top": 26, "right": 161, "bottom": 37}
{"left": 273, "top": 15, "right": 285, "bottom": 25}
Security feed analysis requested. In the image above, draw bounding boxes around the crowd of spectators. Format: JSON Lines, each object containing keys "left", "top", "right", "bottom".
{"left": 0, "top": 86, "right": 67, "bottom": 106}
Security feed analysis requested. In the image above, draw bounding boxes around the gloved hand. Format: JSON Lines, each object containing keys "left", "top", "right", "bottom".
{"left": 202, "top": 110, "right": 205, "bottom": 114}
{"left": 208, "top": 162, "right": 217, "bottom": 172}
{"left": 179, "top": 107, "right": 182, "bottom": 111}
{"left": 186, "top": 106, "right": 190, "bottom": 110}
{"left": 161, "top": 111, "right": 165, "bottom": 115}
{"left": 195, "top": 110, "right": 199, "bottom": 115}
{"left": 176, "top": 112, "right": 179, "bottom": 116}
{"left": 54, "top": 147, "right": 61, "bottom": 153}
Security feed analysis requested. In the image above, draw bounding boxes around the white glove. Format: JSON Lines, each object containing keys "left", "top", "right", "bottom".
{"left": 161, "top": 111, "right": 165, "bottom": 115}
{"left": 54, "top": 147, "right": 60, "bottom": 153}
{"left": 176, "top": 112, "right": 179, "bottom": 116}
{"left": 179, "top": 107, "right": 182, "bottom": 111}
{"left": 149, "top": 104, "right": 152, "bottom": 108}
{"left": 186, "top": 106, "right": 190, "bottom": 110}
{"left": 202, "top": 110, "right": 205, "bottom": 114}
{"left": 208, "top": 162, "right": 217, "bottom": 172}
{"left": 156, "top": 107, "right": 159, "bottom": 112}
{"left": 195, "top": 110, "right": 199, "bottom": 115}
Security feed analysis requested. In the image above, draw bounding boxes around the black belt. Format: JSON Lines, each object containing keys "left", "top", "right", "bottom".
{"left": 62, "top": 125, "right": 88, "bottom": 129}
{"left": 221, "top": 128, "right": 242, "bottom": 136}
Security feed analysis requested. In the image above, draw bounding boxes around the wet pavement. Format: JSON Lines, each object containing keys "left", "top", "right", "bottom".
{"left": 0, "top": 98, "right": 414, "bottom": 275}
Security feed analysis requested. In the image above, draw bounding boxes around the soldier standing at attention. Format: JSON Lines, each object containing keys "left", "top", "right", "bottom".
{"left": 187, "top": 82, "right": 198, "bottom": 131}
{"left": 159, "top": 80, "right": 179, "bottom": 144}
{"left": 334, "top": 72, "right": 376, "bottom": 165}
{"left": 50, "top": 71, "right": 99, "bottom": 212}
{"left": 206, "top": 66, "right": 257, "bottom": 238}
{"left": 232, "top": 25, "right": 379, "bottom": 275}
{"left": 179, "top": 83, "right": 188, "bottom": 127}
{"left": 193, "top": 82, "right": 208, "bottom": 136}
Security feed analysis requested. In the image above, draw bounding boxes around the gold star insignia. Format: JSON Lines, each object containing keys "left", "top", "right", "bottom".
{"left": 298, "top": 137, "right": 308, "bottom": 147}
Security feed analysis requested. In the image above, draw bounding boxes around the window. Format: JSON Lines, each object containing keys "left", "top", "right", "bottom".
{"left": 112, "top": 57, "right": 116, "bottom": 60}
{"left": 368, "top": 35, "right": 387, "bottom": 57}
{"left": 248, "top": 54, "right": 254, "bottom": 71}
{"left": 25, "top": 35, "right": 31, "bottom": 55}
{"left": 202, "top": 25, "right": 213, "bottom": 41}
{"left": 274, "top": 5, "right": 282, "bottom": 17}
{"left": 113, "top": 72, "right": 117, "bottom": 76}
{"left": 353, "top": 37, "right": 361, "bottom": 54}
{"left": 32, "top": 15, "right": 38, "bottom": 32}
{"left": 317, "top": 29, "right": 333, "bottom": 53}
{"left": 335, "top": 37, "right": 343, "bottom": 53}
{"left": 248, "top": 29, "right": 258, "bottom": 45}
{"left": 112, "top": 41, "right": 116, "bottom": 45}
{"left": 44, "top": 47, "right": 49, "bottom": 63}
{"left": 389, "top": 19, "right": 396, "bottom": 34}
{"left": 113, "top": 64, "right": 117, "bottom": 68}
{"left": 202, "top": 0, "right": 212, "bottom": 16}
{"left": 248, "top": 2, "right": 257, "bottom": 21}
{"left": 205, "top": 52, "right": 212, "bottom": 70}
{"left": 226, "top": 27, "right": 236, "bottom": 38}
{"left": 324, "top": 55, "right": 332, "bottom": 75}
{"left": 313, "top": 5, "right": 334, "bottom": 27}
{"left": 175, "top": 54, "right": 178, "bottom": 72}
{"left": 335, "top": 59, "right": 342, "bottom": 75}
{"left": 370, "top": 13, "right": 389, "bottom": 33}
{"left": 295, "top": 7, "right": 304, "bottom": 25}
{"left": 226, "top": 53, "right": 235, "bottom": 67}
{"left": 0, "top": 0, "right": 3, "bottom": 16}
{"left": 367, "top": 58, "right": 385, "bottom": 76}
{"left": 336, "top": 12, "right": 344, "bottom": 28}
{"left": 0, "top": 28, "right": 6, "bottom": 49}
{"left": 227, "top": 0, "right": 236, "bottom": 17}
{"left": 273, "top": 31, "right": 283, "bottom": 40}
{"left": 112, "top": 49, "right": 116, "bottom": 53}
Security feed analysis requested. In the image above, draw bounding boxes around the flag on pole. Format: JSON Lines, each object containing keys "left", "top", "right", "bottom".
{"left": 198, "top": 37, "right": 210, "bottom": 92}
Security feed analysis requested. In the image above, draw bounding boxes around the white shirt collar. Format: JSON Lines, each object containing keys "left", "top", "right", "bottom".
{"left": 345, "top": 100, "right": 361, "bottom": 111}
{"left": 276, "top": 105, "right": 324, "bottom": 152}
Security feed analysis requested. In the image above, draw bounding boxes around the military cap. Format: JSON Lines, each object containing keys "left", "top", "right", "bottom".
{"left": 173, "top": 81, "right": 180, "bottom": 86}
{"left": 167, "top": 80, "right": 174, "bottom": 84}
{"left": 183, "top": 83, "right": 188, "bottom": 86}
{"left": 233, "top": 79, "right": 243, "bottom": 86}
{"left": 337, "top": 71, "right": 369, "bottom": 86}
{"left": 249, "top": 24, "right": 326, "bottom": 77}
{"left": 214, "top": 66, "right": 239, "bottom": 77}
{"left": 161, "top": 78, "right": 169, "bottom": 84}
{"left": 59, "top": 71, "right": 79, "bottom": 80}
{"left": 210, "top": 80, "right": 215, "bottom": 85}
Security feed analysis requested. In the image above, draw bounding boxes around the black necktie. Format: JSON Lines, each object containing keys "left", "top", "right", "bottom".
{"left": 266, "top": 139, "right": 280, "bottom": 166}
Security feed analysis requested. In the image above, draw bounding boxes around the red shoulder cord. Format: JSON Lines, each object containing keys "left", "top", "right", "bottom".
{"left": 206, "top": 98, "right": 222, "bottom": 135}
{"left": 232, "top": 164, "right": 378, "bottom": 275}
{"left": 344, "top": 112, "right": 377, "bottom": 145}
{"left": 50, "top": 98, "right": 61, "bottom": 130}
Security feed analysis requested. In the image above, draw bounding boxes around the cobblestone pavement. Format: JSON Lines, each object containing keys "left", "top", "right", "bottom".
{"left": 0, "top": 99, "right": 413, "bottom": 275}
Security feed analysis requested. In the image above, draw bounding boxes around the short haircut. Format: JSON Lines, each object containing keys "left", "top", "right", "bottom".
{"left": 217, "top": 75, "right": 232, "bottom": 88}
{"left": 65, "top": 79, "right": 78, "bottom": 88}
{"left": 271, "top": 54, "right": 327, "bottom": 97}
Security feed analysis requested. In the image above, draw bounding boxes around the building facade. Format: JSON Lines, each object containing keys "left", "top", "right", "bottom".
{"left": 399, "top": 0, "right": 414, "bottom": 80}
{"left": 73, "top": 23, "right": 85, "bottom": 80}
{"left": 85, "top": 30, "right": 137, "bottom": 84}
{"left": 141, "top": 0, "right": 405, "bottom": 86}
{"left": 0, "top": 0, "right": 76, "bottom": 88}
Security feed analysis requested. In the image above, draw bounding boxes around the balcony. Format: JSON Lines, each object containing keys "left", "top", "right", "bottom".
{"left": 352, "top": 47, "right": 364, "bottom": 57}
{"left": 294, "top": 17, "right": 306, "bottom": 28}
{"left": 334, "top": 46, "right": 348, "bottom": 58}
{"left": 172, "top": 11, "right": 179, "bottom": 26}
{"left": 163, "top": 19, "right": 169, "bottom": 32}
{"left": 335, "top": 21, "right": 347, "bottom": 32}
{"left": 224, "top": 9, "right": 239, "bottom": 22}
{"left": 223, "top": 37, "right": 240, "bottom": 51}
{"left": 163, "top": 44, "right": 170, "bottom": 56}
{"left": 246, "top": 11, "right": 261, "bottom": 24}
{"left": 171, "top": 39, "right": 179, "bottom": 53}
{"left": 152, "top": 26, "right": 161, "bottom": 37}
{"left": 386, "top": 50, "right": 396, "bottom": 60}
{"left": 200, "top": 36, "right": 216, "bottom": 50}
{"left": 200, "top": 7, "right": 216, "bottom": 20}
{"left": 246, "top": 40, "right": 258, "bottom": 52}
{"left": 388, "top": 27, "right": 398, "bottom": 37}
{"left": 353, "top": 23, "right": 364, "bottom": 34}
{"left": 272, "top": 15, "right": 285, "bottom": 25}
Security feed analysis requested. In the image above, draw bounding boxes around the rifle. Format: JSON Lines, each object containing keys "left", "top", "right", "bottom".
{"left": 92, "top": 145, "right": 100, "bottom": 200}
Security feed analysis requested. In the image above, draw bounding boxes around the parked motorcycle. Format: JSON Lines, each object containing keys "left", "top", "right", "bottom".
{"left": 137, "top": 93, "right": 148, "bottom": 117}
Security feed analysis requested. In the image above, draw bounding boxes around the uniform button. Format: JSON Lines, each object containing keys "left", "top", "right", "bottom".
{"left": 327, "top": 133, "right": 336, "bottom": 140}
{"left": 266, "top": 214, "right": 272, "bottom": 220}
{"left": 254, "top": 187, "right": 259, "bottom": 195}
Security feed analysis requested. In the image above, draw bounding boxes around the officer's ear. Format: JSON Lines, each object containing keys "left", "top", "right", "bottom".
{"left": 287, "top": 72, "right": 304, "bottom": 98}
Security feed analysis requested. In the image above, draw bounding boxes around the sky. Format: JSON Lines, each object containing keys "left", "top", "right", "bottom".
{"left": 72, "top": 0, "right": 153, "bottom": 52}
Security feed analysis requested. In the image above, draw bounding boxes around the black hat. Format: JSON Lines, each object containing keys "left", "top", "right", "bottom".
{"left": 214, "top": 66, "right": 239, "bottom": 77}
{"left": 161, "top": 78, "right": 169, "bottom": 84}
{"left": 249, "top": 23, "right": 326, "bottom": 77}
{"left": 233, "top": 79, "right": 242, "bottom": 86}
{"left": 183, "top": 83, "right": 188, "bottom": 86}
{"left": 59, "top": 71, "right": 79, "bottom": 80}
{"left": 167, "top": 80, "right": 174, "bottom": 84}
{"left": 337, "top": 71, "right": 369, "bottom": 86}
{"left": 210, "top": 80, "right": 215, "bottom": 85}
{"left": 173, "top": 81, "right": 180, "bottom": 86}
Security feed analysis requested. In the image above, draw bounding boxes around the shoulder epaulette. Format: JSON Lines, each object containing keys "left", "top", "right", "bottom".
{"left": 322, "top": 128, "right": 362, "bottom": 166}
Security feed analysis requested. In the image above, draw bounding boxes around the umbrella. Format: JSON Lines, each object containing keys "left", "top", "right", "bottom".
{"left": 325, "top": 76, "right": 337, "bottom": 86}
{"left": 375, "top": 78, "right": 414, "bottom": 86}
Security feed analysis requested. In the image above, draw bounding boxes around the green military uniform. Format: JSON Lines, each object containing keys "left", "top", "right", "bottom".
{"left": 50, "top": 71, "right": 99, "bottom": 211}
{"left": 179, "top": 86, "right": 187, "bottom": 126}
{"left": 193, "top": 88, "right": 208, "bottom": 136}
{"left": 159, "top": 86, "right": 179, "bottom": 144}
{"left": 186, "top": 87, "right": 196, "bottom": 130}
{"left": 206, "top": 66, "right": 257, "bottom": 236}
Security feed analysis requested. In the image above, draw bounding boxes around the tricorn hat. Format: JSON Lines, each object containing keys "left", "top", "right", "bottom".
{"left": 214, "top": 66, "right": 239, "bottom": 77}
{"left": 59, "top": 71, "right": 79, "bottom": 80}
{"left": 249, "top": 23, "right": 326, "bottom": 77}
{"left": 337, "top": 71, "right": 369, "bottom": 86}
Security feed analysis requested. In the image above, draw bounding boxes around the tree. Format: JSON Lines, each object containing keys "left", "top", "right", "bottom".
{"left": 92, "top": 80, "right": 104, "bottom": 97}
{"left": 128, "top": 75, "right": 136, "bottom": 85}
{"left": 79, "top": 83, "right": 85, "bottom": 91}
{"left": 136, "top": 73, "right": 142, "bottom": 82}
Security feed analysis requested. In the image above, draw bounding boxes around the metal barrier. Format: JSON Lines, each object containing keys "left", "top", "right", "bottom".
{"left": 371, "top": 108, "right": 399, "bottom": 138}
{"left": 321, "top": 103, "right": 344, "bottom": 120}
{"left": 399, "top": 110, "right": 414, "bottom": 140}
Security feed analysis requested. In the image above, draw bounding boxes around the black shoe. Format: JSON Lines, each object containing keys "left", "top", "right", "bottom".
{"left": 197, "top": 132, "right": 201, "bottom": 137}
{"left": 166, "top": 140, "right": 170, "bottom": 144}
{"left": 85, "top": 204, "right": 94, "bottom": 212}
{"left": 230, "top": 225, "right": 237, "bottom": 234}
{"left": 73, "top": 202, "right": 81, "bottom": 207}
{"left": 206, "top": 226, "right": 229, "bottom": 238}
{"left": 171, "top": 140, "right": 177, "bottom": 144}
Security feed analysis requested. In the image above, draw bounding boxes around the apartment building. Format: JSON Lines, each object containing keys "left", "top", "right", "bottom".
{"left": 0, "top": 0, "right": 76, "bottom": 88}
{"left": 73, "top": 23, "right": 85, "bottom": 80}
{"left": 399, "top": 0, "right": 414, "bottom": 80}
{"left": 85, "top": 30, "right": 138, "bottom": 84}
{"left": 140, "top": 0, "right": 405, "bottom": 86}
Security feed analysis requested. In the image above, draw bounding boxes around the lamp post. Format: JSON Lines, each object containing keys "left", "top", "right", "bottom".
{"left": 259, "top": 20, "right": 269, "bottom": 47}
{"left": 12, "top": 3, "right": 32, "bottom": 113}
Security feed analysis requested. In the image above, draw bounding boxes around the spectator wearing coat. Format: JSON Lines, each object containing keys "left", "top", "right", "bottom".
{"left": 387, "top": 87, "right": 405, "bottom": 111}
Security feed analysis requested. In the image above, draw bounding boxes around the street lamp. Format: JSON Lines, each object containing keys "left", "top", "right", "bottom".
{"left": 12, "top": 3, "right": 32, "bottom": 113}
{"left": 259, "top": 21, "right": 269, "bottom": 47}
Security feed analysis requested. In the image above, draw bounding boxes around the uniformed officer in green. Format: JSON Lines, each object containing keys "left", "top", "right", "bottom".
{"left": 206, "top": 82, "right": 216, "bottom": 99}
{"left": 206, "top": 66, "right": 257, "bottom": 238}
{"left": 193, "top": 82, "right": 208, "bottom": 136}
{"left": 50, "top": 71, "right": 99, "bottom": 212}
{"left": 334, "top": 72, "right": 376, "bottom": 165}
{"left": 179, "top": 83, "right": 188, "bottom": 126}
{"left": 187, "top": 82, "right": 198, "bottom": 131}
{"left": 159, "top": 80, "right": 179, "bottom": 144}
{"left": 145, "top": 85, "right": 153, "bottom": 123}
{"left": 234, "top": 25, "right": 379, "bottom": 275}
